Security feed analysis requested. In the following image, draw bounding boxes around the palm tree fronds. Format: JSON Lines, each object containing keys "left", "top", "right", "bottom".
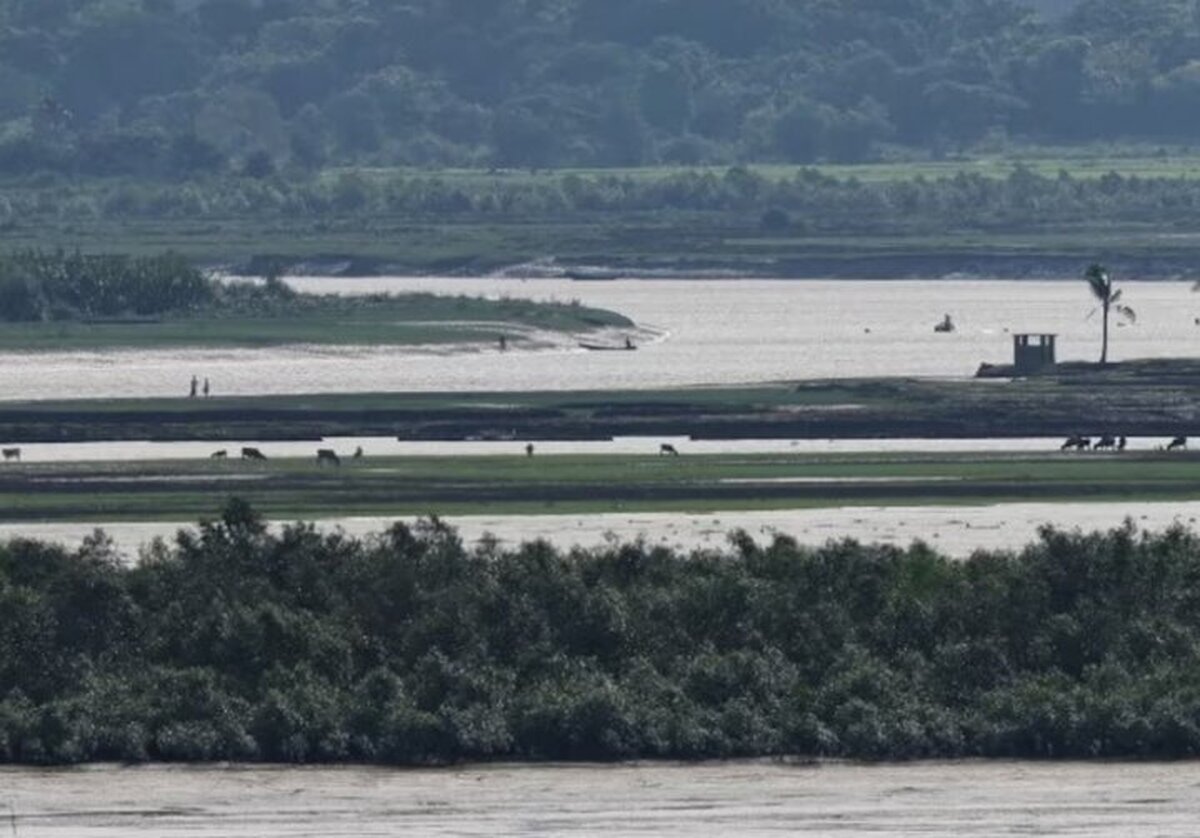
{"left": 1084, "top": 263, "right": 1110, "bottom": 301}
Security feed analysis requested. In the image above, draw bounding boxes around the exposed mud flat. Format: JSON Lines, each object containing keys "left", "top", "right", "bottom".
{"left": 3, "top": 501, "right": 1198, "bottom": 561}
{"left": 4, "top": 760, "right": 1200, "bottom": 837}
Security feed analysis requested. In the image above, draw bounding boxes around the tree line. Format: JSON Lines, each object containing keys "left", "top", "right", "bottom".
{"left": 0, "top": 250, "right": 302, "bottom": 321}
{"left": 1, "top": 0, "right": 1200, "bottom": 174}
{"left": 10, "top": 166, "right": 1200, "bottom": 237}
{"left": 4, "top": 499, "right": 1200, "bottom": 765}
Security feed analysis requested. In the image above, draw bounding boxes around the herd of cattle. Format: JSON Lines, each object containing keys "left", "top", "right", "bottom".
{"left": 0, "top": 437, "right": 1192, "bottom": 465}
{"left": 208, "top": 446, "right": 365, "bottom": 465}
{"left": 1060, "top": 434, "right": 1188, "bottom": 452}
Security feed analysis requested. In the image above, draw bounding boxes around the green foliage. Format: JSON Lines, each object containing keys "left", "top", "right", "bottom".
{"left": 6, "top": 501, "right": 1200, "bottom": 764}
{"left": 0, "top": 249, "right": 631, "bottom": 334}
{"left": 0, "top": 250, "right": 213, "bottom": 321}
{"left": 3, "top": 0, "right": 1200, "bottom": 173}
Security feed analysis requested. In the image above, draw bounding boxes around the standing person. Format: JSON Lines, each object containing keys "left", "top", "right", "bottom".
{"left": 203, "top": 377, "right": 210, "bottom": 398}
{"left": 189, "top": 375, "right": 198, "bottom": 398}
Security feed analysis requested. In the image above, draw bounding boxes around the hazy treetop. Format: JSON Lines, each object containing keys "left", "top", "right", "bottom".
{"left": 2, "top": 0, "right": 1199, "bottom": 175}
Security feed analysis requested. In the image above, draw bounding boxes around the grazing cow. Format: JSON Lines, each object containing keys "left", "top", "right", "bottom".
{"left": 1095, "top": 435, "right": 1117, "bottom": 450}
{"left": 2, "top": 447, "right": 20, "bottom": 461}
{"left": 317, "top": 448, "right": 341, "bottom": 466}
{"left": 210, "top": 449, "right": 228, "bottom": 459}
{"left": 1167, "top": 435, "right": 1188, "bottom": 451}
{"left": 241, "top": 446, "right": 268, "bottom": 461}
{"left": 1060, "top": 435, "right": 1090, "bottom": 452}
{"left": 659, "top": 443, "right": 680, "bottom": 456}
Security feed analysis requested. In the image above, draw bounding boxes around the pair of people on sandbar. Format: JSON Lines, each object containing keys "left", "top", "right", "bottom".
{"left": 189, "top": 375, "right": 212, "bottom": 398}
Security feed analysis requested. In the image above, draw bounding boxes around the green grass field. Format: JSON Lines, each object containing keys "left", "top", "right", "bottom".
{"left": 2, "top": 449, "right": 1198, "bottom": 523}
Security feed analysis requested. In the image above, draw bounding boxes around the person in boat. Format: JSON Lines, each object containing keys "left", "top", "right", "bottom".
{"left": 934, "top": 314, "right": 955, "bottom": 333}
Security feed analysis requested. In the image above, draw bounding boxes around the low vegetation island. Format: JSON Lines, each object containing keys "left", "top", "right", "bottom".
{"left": 0, "top": 250, "right": 631, "bottom": 350}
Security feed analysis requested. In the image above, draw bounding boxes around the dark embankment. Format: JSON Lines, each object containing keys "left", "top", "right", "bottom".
{"left": 3, "top": 358, "right": 1200, "bottom": 443}
{"left": 3, "top": 500, "right": 1200, "bottom": 764}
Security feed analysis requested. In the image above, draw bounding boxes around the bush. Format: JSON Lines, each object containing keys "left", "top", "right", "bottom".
{"left": 5, "top": 501, "right": 1200, "bottom": 764}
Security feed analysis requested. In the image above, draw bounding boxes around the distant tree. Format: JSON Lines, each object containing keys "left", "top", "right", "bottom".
{"left": 240, "top": 149, "right": 275, "bottom": 179}
{"left": 168, "top": 133, "right": 225, "bottom": 177}
{"left": 1084, "top": 263, "right": 1135, "bottom": 365}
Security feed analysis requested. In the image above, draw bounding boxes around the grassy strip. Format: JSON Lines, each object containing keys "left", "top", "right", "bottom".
{"left": 1, "top": 450, "right": 1199, "bottom": 522}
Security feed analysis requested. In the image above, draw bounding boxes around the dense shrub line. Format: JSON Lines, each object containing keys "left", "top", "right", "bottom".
{"left": 0, "top": 250, "right": 624, "bottom": 326}
{"left": 8, "top": 166, "right": 1200, "bottom": 236}
{"left": 0, "top": 250, "right": 295, "bottom": 322}
{"left": 3, "top": 499, "right": 1200, "bottom": 764}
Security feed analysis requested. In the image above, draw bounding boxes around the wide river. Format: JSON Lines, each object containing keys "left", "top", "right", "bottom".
{"left": 4, "top": 760, "right": 1199, "bottom": 836}
{"left": 5, "top": 281, "right": 1200, "bottom": 829}
{"left": 0, "top": 277, "right": 1196, "bottom": 399}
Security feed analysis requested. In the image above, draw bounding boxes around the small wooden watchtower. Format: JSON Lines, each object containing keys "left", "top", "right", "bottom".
{"left": 1013, "top": 333, "right": 1056, "bottom": 375}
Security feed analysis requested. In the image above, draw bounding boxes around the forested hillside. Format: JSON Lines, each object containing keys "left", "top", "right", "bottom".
{"left": 3, "top": 0, "right": 1200, "bottom": 176}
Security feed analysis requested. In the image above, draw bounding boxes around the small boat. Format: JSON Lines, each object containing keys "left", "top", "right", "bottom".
{"left": 566, "top": 268, "right": 624, "bottom": 281}
{"left": 579, "top": 341, "right": 637, "bottom": 351}
{"left": 934, "top": 314, "right": 955, "bottom": 333}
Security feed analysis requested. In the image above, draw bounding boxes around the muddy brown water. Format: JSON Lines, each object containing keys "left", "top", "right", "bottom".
{"left": 3, "top": 760, "right": 1198, "bottom": 836}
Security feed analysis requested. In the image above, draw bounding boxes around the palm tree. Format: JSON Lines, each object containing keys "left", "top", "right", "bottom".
{"left": 1084, "top": 263, "right": 1135, "bottom": 365}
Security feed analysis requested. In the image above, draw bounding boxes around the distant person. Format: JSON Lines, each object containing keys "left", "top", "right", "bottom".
{"left": 499, "top": 335, "right": 508, "bottom": 351}
{"left": 525, "top": 443, "right": 534, "bottom": 457}
{"left": 203, "top": 377, "right": 210, "bottom": 398}
{"left": 189, "top": 375, "right": 198, "bottom": 398}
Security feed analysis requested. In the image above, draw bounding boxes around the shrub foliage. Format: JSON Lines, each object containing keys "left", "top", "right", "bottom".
{"left": 3, "top": 500, "right": 1200, "bottom": 764}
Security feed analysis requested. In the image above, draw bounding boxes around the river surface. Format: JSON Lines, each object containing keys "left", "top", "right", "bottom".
{"left": 3, "top": 500, "right": 1194, "bottom": 561}
{"left": 4, "top": 280, "right": 1199, "bottom": 832}
{"left": 0, "top": 277, "right": 1195, "bottom": 400}
{"left": 3, "top": 760, "right": 1199, "bottom": 836}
